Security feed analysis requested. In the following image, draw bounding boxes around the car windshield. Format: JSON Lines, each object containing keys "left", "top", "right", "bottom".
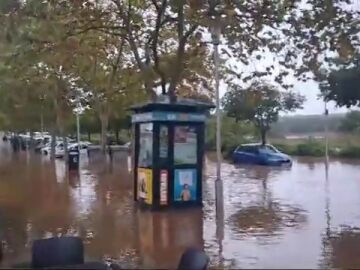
{"left": 259, "top": 145, "right": 279, "bottom": 154}
{"left": 237, "top": 145, "right": 258, "bottom": 153}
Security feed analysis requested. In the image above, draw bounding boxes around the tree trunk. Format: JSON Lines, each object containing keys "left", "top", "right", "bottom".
{"left": 54, "top": 96, "right": 68, "bottom": 163}
{"left": 29, "top": 130, "right": 34, "bottom": 151}
{"left": 100, "top": 110, "right": 109, "bottom": 154}
{"left": 62, "top": 134, "right": 68, "bottom": 164}
{"left": 260, "top": 128, "right": 267, "bottom": 146}
{"left": 115, "top": 128, "right": 120, "bottom": 144}
{"left": 50, "top": 129, "right": 56, "bottom": 160}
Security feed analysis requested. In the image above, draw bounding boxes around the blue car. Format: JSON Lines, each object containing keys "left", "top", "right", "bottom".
{"left": 232, "top": 143, "right": 292, "bottom": 166}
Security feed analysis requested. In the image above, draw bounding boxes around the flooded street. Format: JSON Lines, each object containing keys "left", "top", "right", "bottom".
{"left": 1, "top": 141, "right": 360, "bottom": 269}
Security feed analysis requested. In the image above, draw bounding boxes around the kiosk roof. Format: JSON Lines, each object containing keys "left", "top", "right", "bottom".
{"left": 129, "top": 97, "right": 215, "bottom": 113}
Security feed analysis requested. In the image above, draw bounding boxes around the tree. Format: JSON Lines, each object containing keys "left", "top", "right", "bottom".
{"left": 0, "top": 0, "right": 147, "bottom": 153}
{"left": 109, "top": 114, "right": 131, "bottom": 144}
{"left": 78, "top": 0, "right": 214, "bottom": 99}
{"left": 339, "top": 111, "right": 360, "bottom": 133}
{"left": 221, "top": 0, "right": 359, "bottom": 99}
{"left": 0, "top": 0, "right": 87, "bottom": 157}
{"left": 2, "top": 0, "right": 359, "bottom": 151}
{"left": 206, "top": 115, "right": 256, "bottom": 152}
{"left": 287, "top": 0, "right": 359, "bottom": 111}
{"left": 0, "top": 58, "right": 56, "bottom": 134}
{"left": 222, "top": 81, "right": 305, "bottom": 145}
{"left": 55, "top": 0, "right": 148, "bottom": 152}
{"left": 325, "top": 62, "right": 360, "bottom": 107}
{"left": 0, "top": 112, "right": 6, "bottom": 130}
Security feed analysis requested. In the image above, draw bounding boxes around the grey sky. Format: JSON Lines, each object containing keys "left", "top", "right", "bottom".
{"left": 291, "top": 80, "right": 349, "bottom": 115}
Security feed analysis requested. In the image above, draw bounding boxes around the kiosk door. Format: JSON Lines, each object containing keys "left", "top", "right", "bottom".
{"left": 136, "top": 123, "right": 154, "bottom": 205}
{"left": 171, "top": 124, "right": 203, "bottom": 206}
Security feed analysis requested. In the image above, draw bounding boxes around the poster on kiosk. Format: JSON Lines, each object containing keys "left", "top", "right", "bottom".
{"left": 137, "top": 123, "right": 153, "bottom": 205}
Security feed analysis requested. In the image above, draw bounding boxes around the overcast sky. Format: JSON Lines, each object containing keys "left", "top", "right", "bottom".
{"left": 291, "top": 80, "right": 349, "bottom": 115}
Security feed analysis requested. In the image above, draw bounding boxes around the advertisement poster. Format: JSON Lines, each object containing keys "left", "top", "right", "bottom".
{"left": 138, "top": 123, "right": 153, "bottom": 167}
{"left": 173, "top": 169, "right": 197, "bottom": 202}
{"left": 174, "top": 126, "right": 197, "bottom": 165}
{"left": 159, "top": 126, "right": 168, "bottom": 159}
{"left": 138, "top": 168, "right": 153, "bottom": 205}
{"left": 160, "top": 170, "right": 168, "bottom": 205}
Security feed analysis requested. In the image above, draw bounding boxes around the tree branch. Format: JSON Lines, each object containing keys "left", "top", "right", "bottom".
{"left": 183, "top": 25, "right": 198, "bottom": 43}
{"left": 152, "top": 0, "right": 168, "bottom": 95}
{"left": 168, "top": 21, "right": 198, "bottom": 97}
{"left": 118, "top": 0, "right": 145, "bottom": 72}
{"left": 150, "top": 0, "right": 160, "bottom": 12}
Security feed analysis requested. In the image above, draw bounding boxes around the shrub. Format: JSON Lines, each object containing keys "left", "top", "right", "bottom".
{"left": 295, "top": 142, "right": 325, "bottom": 157}
{"left": 338, "top": 146, "right": 360, "bottom": 159}
{"left": 272, "top": 143, "right": 297, "bottom": 155}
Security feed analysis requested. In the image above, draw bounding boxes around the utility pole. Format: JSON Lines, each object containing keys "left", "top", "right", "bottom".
{"left": 76, "top": 94, "right": 81, "bottom": 148}
{"left": 40, "top": 95, "right": 44, "bottom": 138}
{"left": 213, "top": 30, "right": 222, "bottom": 182}
{"left": 76, "top": 110, "right": 80, "bottom": 147}
{"left": 210, "top": 1, "right": 224, "bottom": 244}
{"left": 40, "top": 105, "right": 44, "bottom": 138}
{"left": 324, "top": 101, "right": 329, "bottom": 164}
{"left": 319, "top": 70, "right": 329, "bottom": 166}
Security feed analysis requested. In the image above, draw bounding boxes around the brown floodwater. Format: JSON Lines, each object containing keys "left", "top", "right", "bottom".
{"left": 1, "top": 141, "right": 360, "bottom": 269}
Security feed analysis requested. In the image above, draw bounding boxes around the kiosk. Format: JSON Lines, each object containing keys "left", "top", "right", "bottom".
{"left": 130, "top": 97, "right": 214, "bottom": 210}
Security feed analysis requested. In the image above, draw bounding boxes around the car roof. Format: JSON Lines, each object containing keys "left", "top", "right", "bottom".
{"left": 68, "top": 142, "right": 88, "bottom": 146}
{"left": 240, "top": 143, "right": 273, "bottom": 147}
{"left": 68, "top": 143, "right": 78, "bottom": 146}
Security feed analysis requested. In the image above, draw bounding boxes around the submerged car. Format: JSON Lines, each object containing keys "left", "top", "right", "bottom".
{"left": 232, "top": 143, "right": 292, "bottom": 166}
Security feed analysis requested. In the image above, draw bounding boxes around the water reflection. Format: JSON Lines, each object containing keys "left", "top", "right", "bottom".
{"left": 2, "top": 140, "right": 360, "bottom": 269}
{"left": 68, "top": 171, "right": 80, "bottom": 188}
{"left": 136, "top": 209, "right": 203, "bottom": 269}
{"left": 326, "top": 226, "right": 360, "bottom": 269}
{"left": 319, "top": 159, "right": 360, "bottom": 269}
{"left": 228, "top": 165, "right": 307, "bottom": 239}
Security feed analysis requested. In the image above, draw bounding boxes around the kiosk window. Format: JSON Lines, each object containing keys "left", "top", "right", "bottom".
{"left": 174, "top": 126, "right": 197, "bottom": 165}
{"left": 159, "top": 125, "right": 168, "bottom": 159}
{"left": 138, "top": 123, "right": 153, "bottom": 167}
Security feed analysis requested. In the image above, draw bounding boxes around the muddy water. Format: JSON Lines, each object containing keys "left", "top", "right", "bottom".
{"left": 1, "top": 141, "right": 360, "bottom": 269}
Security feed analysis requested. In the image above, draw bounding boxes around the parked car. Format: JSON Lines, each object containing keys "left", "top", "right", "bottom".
{"left": 33, "top": 135, "right": 51, "bottom": 151}
{"left": 55, "top": 142, "right": 92, "bottom": 158}
{"left": 120, "top": 142, "right": 131, "bottom": 150}
{"left": 41, "top": 141, "right": 64, "bottom": 155}
{"left": 232, "top": 143, "right": 292, "bottom": 166}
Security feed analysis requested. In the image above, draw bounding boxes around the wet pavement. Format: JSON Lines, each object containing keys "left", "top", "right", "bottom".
{"left": 1, "top": 141, "right": 360, "bottom": 269}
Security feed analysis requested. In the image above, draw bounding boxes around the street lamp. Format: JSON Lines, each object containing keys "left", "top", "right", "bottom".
{"left": 209, "top": 1, "right": 224, "bottom": 226}
{"left": 211, "top": 22, "right": 222, "bottom": 180}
